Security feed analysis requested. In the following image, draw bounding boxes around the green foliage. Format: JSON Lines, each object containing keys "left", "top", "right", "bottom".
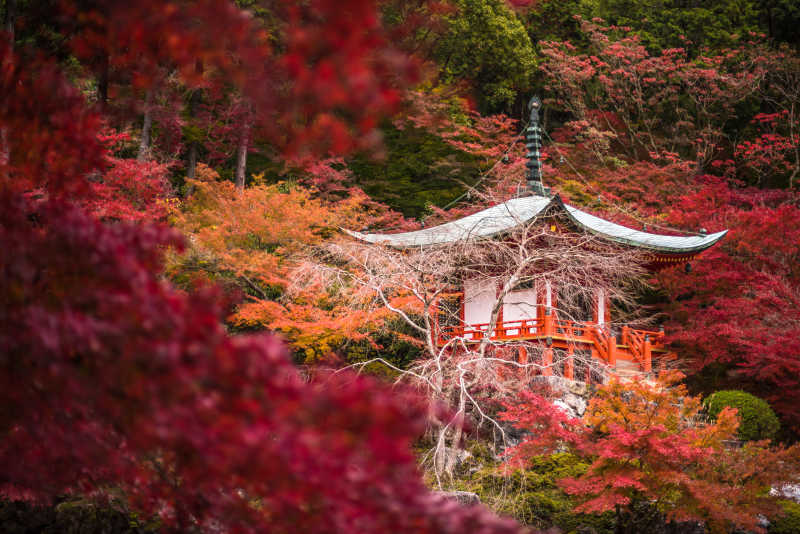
{"left": 763, "top": 0, "right": 800, "bottom": 46}
{"left": 705, "top": 390, "right": 780, "bottom": 441}
{"left": 453, "top": 451, "right": 614, "bottom": 533}
{"left": 587, "top": 0, "right": 762, "bottom": 51}
{"left": 523, "top": 0, "right": 591, "bottom": 44}
{"left": 343, "top": 317, "right": 425, "bottom": 375}
{"left": 347, "top": 123, "right": 482, "bottom": 218}
{"left": 433, "top": 0, "right": 536, "bottom": 113}
{"left": 0, "top": 499, "right": 158, "bottom": 534}
{"left": 770, "top": 500, "right": 800, "bottom": 534}
{"left": 584, "top": 0, "right": 800, "bottom": 51}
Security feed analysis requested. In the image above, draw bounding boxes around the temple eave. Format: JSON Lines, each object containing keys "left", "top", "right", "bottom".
{"left": 344, "top": 195, "right": 728, "bottom": 256}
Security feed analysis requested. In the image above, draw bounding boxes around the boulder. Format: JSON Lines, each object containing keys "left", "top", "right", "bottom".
{"left": 436, "top": 491, "right": 480, "bottom": 505}
{"left": 772, "top": 483, "right": 800, "bottom": 502}
{"left": 562, "top": 392, "right": 587, "bottom": 417}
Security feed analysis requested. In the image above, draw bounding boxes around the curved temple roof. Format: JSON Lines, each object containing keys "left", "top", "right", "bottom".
{"left": 344, "top": 194, "right": 727, "bottom": 254}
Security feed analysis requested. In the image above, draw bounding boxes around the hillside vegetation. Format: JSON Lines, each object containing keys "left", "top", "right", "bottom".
{"left": 2, "top": 1, "right": 800, "bottom": 533}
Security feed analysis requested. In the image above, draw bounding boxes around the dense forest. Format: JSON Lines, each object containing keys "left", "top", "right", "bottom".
{"left": 3, "top": 0, "right": 800, "bottom": 533}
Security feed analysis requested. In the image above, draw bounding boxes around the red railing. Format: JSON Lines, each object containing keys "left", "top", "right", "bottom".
{"left": 437, "top": 316, "right": 666, "bottom": 373}
{"left": 620, "top": 326, "right": 655, "bottom": 372}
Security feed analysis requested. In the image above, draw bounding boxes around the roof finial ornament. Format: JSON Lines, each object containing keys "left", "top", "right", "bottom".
{"left": 525, "top": 95, "right": 550, "bottom": 197}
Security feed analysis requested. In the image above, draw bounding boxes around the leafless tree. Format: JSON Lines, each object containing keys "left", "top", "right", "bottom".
{"left": 137, "top": 87, "right": 155, "bottom": 161}
{"left": 293, "top": 195, "right": 648, "bottom": 483}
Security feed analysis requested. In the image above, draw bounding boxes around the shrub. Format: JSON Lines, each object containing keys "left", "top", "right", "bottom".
{"left": 453, "top": 451, "right": 615, "bottom": 534}
{"left": 769, "top": 500, "right": 800, "bottom": 534}
{"left": 705, "top": 390, "right": 780, "bottom": 441}
{"left": 0, "top": 499, "right": 158, "bottom": 534}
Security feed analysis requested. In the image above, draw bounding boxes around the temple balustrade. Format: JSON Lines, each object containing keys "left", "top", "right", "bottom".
{"left": 434, "top": 303, "right": 671, "bottom": 378}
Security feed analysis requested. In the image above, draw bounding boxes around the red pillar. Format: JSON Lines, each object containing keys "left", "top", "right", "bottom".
{"left": 564, "top": 346, "right": 574, "bottom": 380}
{"left": 542, "top": 347, "right": 553, "bottom": 376}
{"left": 543, "top": 309, "right": 553, "bottom": 337}
{"left": 643, "top": 336, "right": 652, "bottom": 373}
{"left": 621, "top": 325, "right": 630, "bottom": 346}
{"left": 607, "top": 334, "right": 617, "bottom": 367}
{"left": 586, "top": 358, "right": 592, "bottom": 385}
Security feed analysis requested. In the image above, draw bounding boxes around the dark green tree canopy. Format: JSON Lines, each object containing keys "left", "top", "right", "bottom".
{"left": 434, "top": 0, "right": 536, "bottom": 113}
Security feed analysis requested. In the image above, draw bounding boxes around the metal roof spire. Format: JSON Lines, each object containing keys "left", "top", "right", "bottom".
{"left": 525, "top": 95, "right": 549, "bottom": 197}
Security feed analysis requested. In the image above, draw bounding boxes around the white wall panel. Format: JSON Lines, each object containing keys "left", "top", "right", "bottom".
{"left": 464, "top": 278, "right": 496, "bottom": 326}
{"left": 502, "top": 288, "right": 537, "bottom": 335}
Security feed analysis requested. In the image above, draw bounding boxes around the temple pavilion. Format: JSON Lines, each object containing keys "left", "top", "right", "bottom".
{"left": 346, "top": 97, "right": 726, "bottom": 379}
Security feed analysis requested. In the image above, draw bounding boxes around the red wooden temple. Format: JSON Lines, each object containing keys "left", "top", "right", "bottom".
{"left": 346, "top": 97, "right": 726, "bottom": 379}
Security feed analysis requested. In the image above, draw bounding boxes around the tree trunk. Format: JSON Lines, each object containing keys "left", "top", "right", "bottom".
{"left": 4, "top": 0, "right": 16, "bottom": 39}
{"left": 615, "top": 504, "right": 624, "bottom": 534}
{"left": 186, "top": 86, "right": 202, "bottom": 180}
{"left": 1, "top": 0, "right": 16, "bottom": 171}
{"left": 137, "top": 89, "right": 154, "bottom": 161}
{"left": 789, "top": 103, "right": 798, "bottom": 189}
{"left": 234, "top": 122, "right": 250, "bottom": 190}
{"left": 443, "top": 390, "right": 467, "bottom": 474}
{"left": 187, "top": 143, "right": 198, "bottom": 180}
{"left": 0, "top": 125, "right": 8, "bottom": 173}
{"left": 96, "top": 52, "right": 109, "bottom": 110}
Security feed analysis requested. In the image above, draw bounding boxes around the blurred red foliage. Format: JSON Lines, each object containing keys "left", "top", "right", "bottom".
{"left": 0, "top": 2, "right": 526, "bottom": 532}
{"left": 0, "top": 192, "right": 525, "bottom": 534}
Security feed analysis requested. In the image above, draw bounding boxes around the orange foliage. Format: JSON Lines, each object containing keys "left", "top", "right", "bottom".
{"left": 170, "top": 164, "right": 398, "bottom": 361}
{"left": 584, "top": 371, "right": 739, "bottom": 447}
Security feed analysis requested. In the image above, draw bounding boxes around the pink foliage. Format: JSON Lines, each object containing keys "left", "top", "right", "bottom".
{"left": 88, "top": 156, "right": 173, "bottom": 222}
{"left": 733, "top": 111, "right": 798, "bottom": 185}
{"left": 539, "top": 18, "right": 761, "bottom": 163}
